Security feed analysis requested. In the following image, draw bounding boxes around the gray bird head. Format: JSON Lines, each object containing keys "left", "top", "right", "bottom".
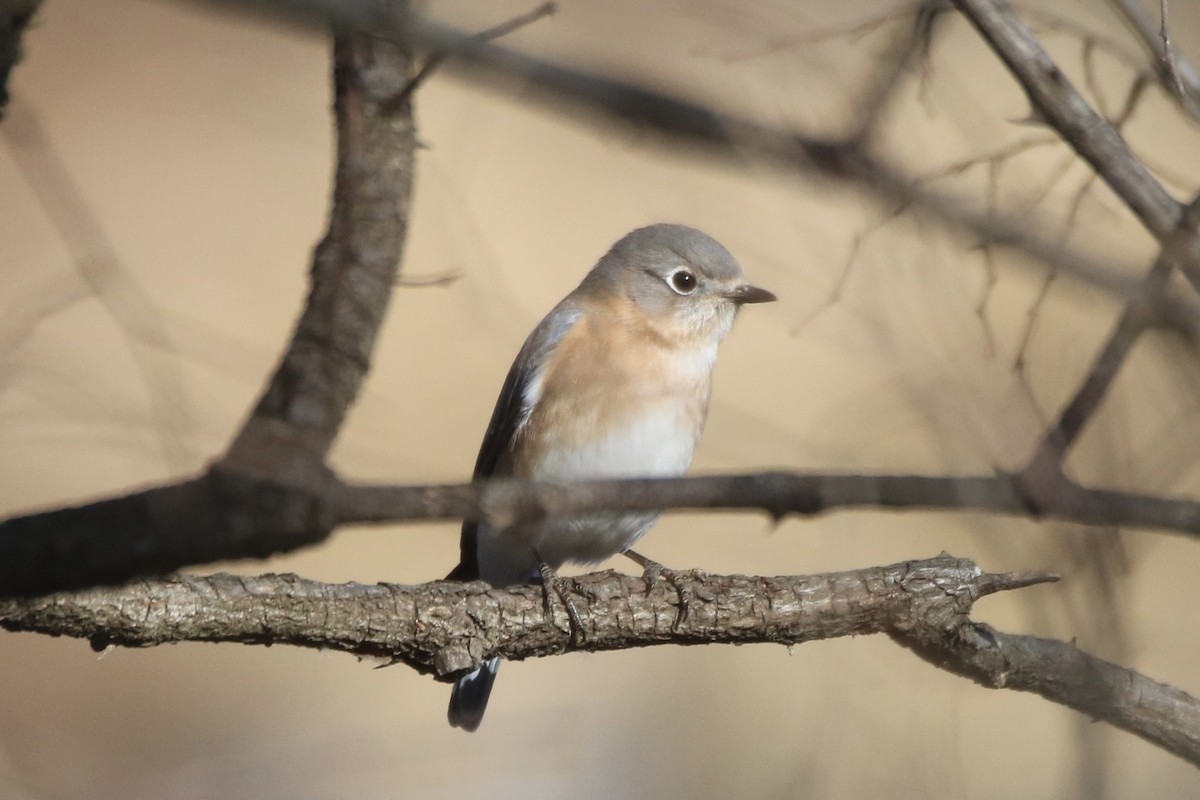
{"left": 581, "top": 223, "right": 775, "bottom": 343}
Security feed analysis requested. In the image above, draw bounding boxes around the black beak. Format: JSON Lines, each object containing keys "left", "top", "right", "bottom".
{"left": 725, "top": 284, "right": 777, "bottom": 305}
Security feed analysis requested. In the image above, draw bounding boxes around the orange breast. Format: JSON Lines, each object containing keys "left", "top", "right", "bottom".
{"left": 513, "top": 299, "right": 715, "bottom": 477}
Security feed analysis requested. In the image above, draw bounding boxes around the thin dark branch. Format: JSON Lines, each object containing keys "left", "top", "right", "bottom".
{"left": 8, "top": 466, "right": 1200, "bottom": 597}
{"left": 0, "top": 0, "right": 39, "bottom": 119}
{"left": 381, "top": 1, "right": 555, "bottom": 115}
{"left": 849, "top": 1, "right": 948, "bottom": 144}
{"left": 332, "top": 471, "right": 1200, "bottom": 537}
{"left": 1028, "top": 195, "right": 1200, "bottom": 472}
{"left": 202, "top": 0, "right": 1200, "bottom": 339}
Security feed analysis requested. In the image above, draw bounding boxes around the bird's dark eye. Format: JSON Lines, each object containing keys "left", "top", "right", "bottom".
{"left": 669, "top": 269, "right": 697, "bottom": 294}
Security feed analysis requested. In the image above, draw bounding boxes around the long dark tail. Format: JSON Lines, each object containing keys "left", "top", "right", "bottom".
{"left": 448, "top": 656, "right": 501, "bottom": 731}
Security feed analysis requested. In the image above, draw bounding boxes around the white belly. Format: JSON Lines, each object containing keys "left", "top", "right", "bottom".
{"left": 476, "top": 400, "right": 701, "bottom": 585}
{"left": 529, "top": 401, "right": 697, "bottom": 565}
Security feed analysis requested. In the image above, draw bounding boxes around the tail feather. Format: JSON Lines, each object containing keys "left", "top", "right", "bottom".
{"left": 447, "top": 657, "right": 501, "bottom": 731}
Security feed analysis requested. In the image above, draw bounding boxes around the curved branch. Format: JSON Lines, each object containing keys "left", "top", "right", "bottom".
{"left": 3, "top": 554, "right": 1197, "bottom": 766}
{"left": 0, "top": 29, "right": 421, "bottom": 598}
{"left": 225, "top": 31, "right": 416, "bottom": 467}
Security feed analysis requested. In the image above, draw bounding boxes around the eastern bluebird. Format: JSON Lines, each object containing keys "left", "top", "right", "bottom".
{"left": 446, "top": 223, "right": 775, "bottom": 731}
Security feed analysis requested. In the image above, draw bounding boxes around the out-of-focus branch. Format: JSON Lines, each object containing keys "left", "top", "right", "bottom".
{"left": 951, "top": 0, "right": 1200, "bottom": 291}
{"left": 199, "top": 0, "right": 1200, "bottom": 338}
{"left": 0, "top": 0, "right": 39, "bottom": 118}
{"left": 225, "top": 33, "right": 415, "bottom": 467}
{"left": 1106, "top": 0, "right": 1200, "bottom": 120}
{"left": 1025, "top": 195, "right": 1200, "bottom": 477}
{"left": 848, "top": 0, "right": 948, "bottom": 144}
{"left": 332, "top": 472, "right": 1200, "bottom": 536}
{"left": 4, "top": 555, "right": 1197, "bottom": 766}
{"left": 0, "top": 25, "right": 418, "bottom": 598}
{"left": 8, "top": 467, "right": 1200, "bottom": 596}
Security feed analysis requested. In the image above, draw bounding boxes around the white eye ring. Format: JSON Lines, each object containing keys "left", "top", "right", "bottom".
{"left": 667, "top": 268, "right": 698, "bottom": 295}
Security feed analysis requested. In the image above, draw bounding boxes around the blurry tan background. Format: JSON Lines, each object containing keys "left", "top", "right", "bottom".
{"left": 3, "top": 0, "right": 1200, "bottom": 797}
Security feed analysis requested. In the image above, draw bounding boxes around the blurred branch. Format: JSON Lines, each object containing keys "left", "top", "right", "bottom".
{"left": 199, "top": 0, "right": 1200, "bottom": 339}
{"left": 4, "top": 555, "right": 1197, "bottom": 766}
{"left": 951, "top": 0, "right": 1200, "bottom": 291}
{"left": 223, "top": 31, "right": 416, "bottom": 467}
{"left": 8, "top": 467, "right": 1200, "bottom": 596}
{"left": 380, "top": 0, "right": 554, "bottom": 114}
{"left": 1026, "top": 194, "right": 1200, "bottom": 477}
{"left": 1106, "top": 0, "right": 1200, "bottom": 120}
{"left": 0, "top": 0, "right": 39, "bottom": 118}
{"left": 207, "top": 26, "right": 416, "bottom": 571}
{"left": 848, "top": 0, "right": 947, "bottom": 144}
{"left": 3, "top": 107, "right": 195, "bottom": 472}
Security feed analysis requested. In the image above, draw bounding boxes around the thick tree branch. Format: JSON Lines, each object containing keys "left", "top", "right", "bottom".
{"left": 6, "top": 556, "right": 1032, "bottom": 668}
{"left": 4, "top": 555, "right": 1197, "bottom": 766}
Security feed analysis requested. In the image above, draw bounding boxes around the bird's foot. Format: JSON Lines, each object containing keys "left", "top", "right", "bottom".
{"left": 624, "top": 550, "right": 699, "bottom": 632}
{"left": 535, "top": 558, "right": 585, "bottom": 646}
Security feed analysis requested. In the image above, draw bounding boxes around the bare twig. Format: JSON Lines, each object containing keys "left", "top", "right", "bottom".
{"left": 1025, "top": 195, "right": 1200, "bottom": 479}
{"left": 1106, "top": 0, "right": 1200, "bottom": 119}
{"left": 381, "top": 1, "right": 555, "bottom": 115}
{"left": 951, "top": 0, "right": 1199, "bottom": 290}
{"left": 3, "top": 109, "right": 195, "bottom": 472}
{"left": 849, "top": 0, "right": 948, "bottom": 144}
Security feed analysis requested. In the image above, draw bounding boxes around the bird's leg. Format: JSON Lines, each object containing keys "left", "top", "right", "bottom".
{"left": 624, "top": 549, "right": 696, "bottom": 631}
{"left": 532, "top": 551, "right": 585, "bottom": 646}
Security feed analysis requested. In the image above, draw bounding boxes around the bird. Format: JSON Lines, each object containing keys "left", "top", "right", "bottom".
{"left": 446, "top": 223, "right": 775, "bottom": 731}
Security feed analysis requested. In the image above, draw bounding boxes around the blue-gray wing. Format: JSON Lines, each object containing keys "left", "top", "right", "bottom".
{"left": 448, "top": 304, "right": 583, "bottom": 581}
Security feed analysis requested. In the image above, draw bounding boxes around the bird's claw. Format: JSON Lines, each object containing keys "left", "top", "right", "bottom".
{"left": 536, "top": 560, "right": 586, "bottom": 646}
{"left": 626, "top": 550, "right": 694, "bottom": 632}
